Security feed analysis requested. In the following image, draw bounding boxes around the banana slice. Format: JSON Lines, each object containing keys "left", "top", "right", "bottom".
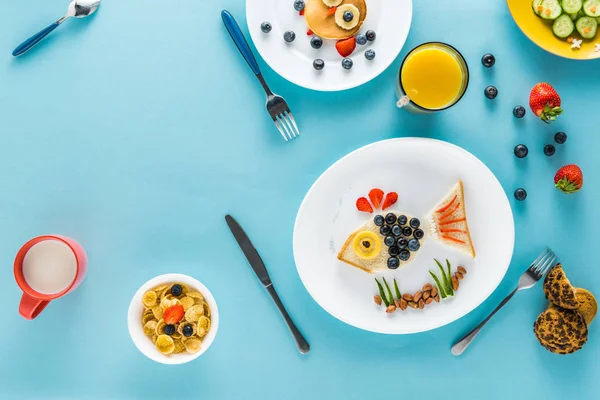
{"left": 335, "top": 4, "right": 360, "bottom": 30}
{"left": 322, "top": 0, "right": 343, "bottom": 6}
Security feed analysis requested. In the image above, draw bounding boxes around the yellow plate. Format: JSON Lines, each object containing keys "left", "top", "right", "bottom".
{"left": 507, "top": 0, "right": 600, "bottom": 60}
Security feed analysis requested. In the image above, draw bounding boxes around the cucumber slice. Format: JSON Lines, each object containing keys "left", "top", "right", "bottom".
{"left": 576, "top": 16, "right": 598, "bottom": 38}
{"left": 562, "top": 0, "right": 583, "bottom": 14}
{"left": 532, "top": 0, "right": 544, "bottom": 15}
{"left": 540, "top": 0, "right": 563, "bottom": 19}
{"left": 583, "top": 0, "right": 600, "bottom": 17}
{"left": 596, "top": 16, "right": 600, "bottom": 22}
{"left": 553, "top": 14, "right": 576, "bottom": 37}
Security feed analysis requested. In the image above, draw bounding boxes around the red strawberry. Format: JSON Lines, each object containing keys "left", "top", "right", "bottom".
{"left": 554, "top": 164, "right": 583, "bottom": 194}
{"left": 306, "top": 28, "right": 314, "bottom": 35}
{"left": 327, "top": 6, "right": 338, "bottom": 16}
{"left": 164, "top": 305, "right": 185, "bottom": 324}
{"left": 368, "top": 189, "right": 384, "bottom": 209}
{"left": 529, "top": 83, "right": 562, "bottom": 124}
{"left": 356, "top": 197, "right": 373, "bottom": 213}
{"left": 381, "top": 192, "right": 398, "bottom": 210}
{"left": 335, "top": 37, "right": 356, "bottom": 57}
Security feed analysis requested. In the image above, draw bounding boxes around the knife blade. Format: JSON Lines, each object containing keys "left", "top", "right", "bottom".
{"left": 225, "top": 215, "right": 271, "bottom": 286}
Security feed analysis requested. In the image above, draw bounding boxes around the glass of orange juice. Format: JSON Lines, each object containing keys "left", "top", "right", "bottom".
{"left": 396, "top": 42, "right": 469, "bottom": 113}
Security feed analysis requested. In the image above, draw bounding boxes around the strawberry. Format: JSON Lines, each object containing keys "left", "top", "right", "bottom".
{"left": 381, "top": 192, "right": 398, "bottom": 210}
{"left": 299, "top": 9, "right": 305, "bottom": 16}
{"left": 529, "top": 82, "right": 562, "bottom": 124}
{"left": 368, "top": 188, "right": 384, "bottom": 209}
{"left": 306, "top": 28, "right": 314, "bottom": 35}
{"left": 327, "top": 6, "right": 337, "bottom": 16}
{"left": 335, "top": 37, "right": 356, "bottom": 57}
{"left": 164, "top": 304, "right": 185, "bottom": 324}
{"left": 554, "top": 164, "right": 583, "bottom": 194}
{"left": 356, "top": 197, "right": 373, "bottom": 213}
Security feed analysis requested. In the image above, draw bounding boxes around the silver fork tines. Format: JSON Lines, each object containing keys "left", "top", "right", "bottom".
{"left": 269, "top": 98, "right": 299, "bottom": 141}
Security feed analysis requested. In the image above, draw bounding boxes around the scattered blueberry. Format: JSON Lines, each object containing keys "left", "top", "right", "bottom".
{"left": 171, "top": 284, "right": 183, "bottom": 297}
{"left": 544, "top": 144, "right": 556, "bottom": 156}
{"left": 364, "top": 49, "right": 376, "bottom": 60}
{"left": 555, "top": 132, "right": 567, "bottom": 144}
{"left": 293, "top": 0, "right": 305, "bottom": 11}
{"left": 284, "top": 31, "right": 296, "bottom": 43}
{"left": 514, "top": 188, "right": 527, "bottom": 201}
{"left": 384, "top": 236, "right": 395, "bottom": 247}
{"left": 385, "top": 213, "right": 397, "bottom": 225}
{"left": 366, "top": 30, "right": 376, "bottom": 41}
{"left": 164, "top": 324, "right": 176, "bottom": 335}
{"left": 413, "top": 229, "right": 424, "bottom": 240}
{"left": 343, "top": 11, "right": 354, "bottom": 22}
{"left": 260, "top": 22, "right": 272, "bottom": 33}
{"left": 513, "top": 105, "right": 526, "bottom": 118}
{"left": 409, "top": 218, "right": 420, "bottom": 229}
{"left": 356, "top": 34, "right": 367, "bottom": 45}
{"left": 397, "top": 215, "right": 407, "bottom": 225}
{"left": 182, "top": 324, "right": 194, "bottom": 337}
{"left": 402, "top": 226, "right": 412, "bottom": 237}
{"left": 313, "top": 59, "right": 325, "bottom": 70}
{"left": 407, "top": 239, "right": 420, "bottom": 252}
{"left": 342, "top": 58, "right": 353, "bottom": 70}
{"left": 484, "top": 85, "right": 498, "bottom": 99}
{"left": 481, "top": 53, "right": 495, "bottom": 68}
{"left": 397, "top": 238, "right": 408, "bottom": 249}
{"left": 380, "top": 225, "right": 391, "bottom": 236}
{"left": 398, "top": 250, "right": 410, "bottom": 261}
{"left": 514, "top": 144, "right": 528, "bottom": 159}
{"left": 311, "top": 36, "right": 323, "bottom": 49}
{"left": 388, "top": 246, "right": 400, "bottom": 257}
{"left": 391, "top": 225, "right": 402, "bottom": 237}
{"left": 373, "top": 215, "right": 384, "bottom": 226}
{"left": 387, "top": 257, "right": 400, "bottom": 269}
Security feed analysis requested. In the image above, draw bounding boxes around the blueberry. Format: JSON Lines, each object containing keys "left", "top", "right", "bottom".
{"left": 387, "top": 257, "right": 400, "bottom": 269}
{"left": 356, "top": 34, "right": 367, "bottom": 45}
{"left": 397, "top": 238, "right": 408, "bottom": 249}
{"left": 544, "top": 144, "right": 555, "bottom": 156}
{"left": 388, "top": 246, "right": 400, "bottom": 257}
{"left": 413, "top": 229, "right": 424, "bottom": 240}
{"left": 402, "top": 226, "right": 412, "bottom": 237}
{"left": 409, "top": 218, "right": 420, "bottom": 229}
{"left": 343, "top": 11, "right": 354, "bottom": 22}
{"left": 284, "top": 31, "right": 296, "bottom": 43}
{"left": 182, "top": 324, "right": 194, "bottom": 337}
{"left": 391, "top": 225, "right": 402, "bottom": 237}
{"left": 514, "top": 144, "right": 528, "bottom": 159}
{"left": 164, "top": 324, "right": 176, "bottom": 335}
{"left": 380, "top": 225, "right": 391, "bottom": 236}
{"left": 513, "top": 105, "right": 526, "bottom": 118}
{"left": 398, "top": 250, "right": 410, "bottom": 261}
{"left": 555, "top": 132, "right": 567, "bottom": 144}
{"left": 311, "top": 36, "right": 323, "bottom": 49}
{"left": 293, "top": 0, "right": 305, "bottom": 11}
{"left": 342, "top": 58, "right": 353, "bottom": 70}
{"left": 407, "top": 239, "right": 420, "bottom": 252}
{"left": 260, "top": 22, "right": 272, "bottom": 33}
{"left": 481, "top": 53, "right": 495, "bottom": 68}
{"left": 514, "top": 188, "right": 527, "bottom": 201}
{"left": 384, "top": 236, "right": 395, "bottom": 247}
{"left": 171, "top": 284, "right": 183, "bottom": 297}
{"left": 313, "top": 59, "right": 325, "bottom": 70}
{"left": 366, "top": 30, "right": 376, "bottom": 41}
{"left": 373, "top": 215, "right": 384, "bottom": 226}
{"left": 397, "top": 215, "right": 407, "bottom": 225}
{"left": 385, "top": 213, "right": 397, "bottom": 225}
{"left": 364, "top": 49, "right": 376, "bottom": 60}
{"left": 484, "top": 85, "right": 498, "bottom": 99}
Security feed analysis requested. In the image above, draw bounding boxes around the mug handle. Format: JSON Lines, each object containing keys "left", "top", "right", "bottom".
{"left": 19, "top": 293, "right": 50, "bottom": 320}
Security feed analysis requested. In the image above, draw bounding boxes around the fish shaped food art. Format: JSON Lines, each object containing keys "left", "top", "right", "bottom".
{"left": 337, "top": 181, "right": 476, "bottom": 273}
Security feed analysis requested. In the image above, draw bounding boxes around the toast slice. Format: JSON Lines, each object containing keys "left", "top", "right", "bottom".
{"left": 427, "top": 180, "right": 476, "bottom": 258}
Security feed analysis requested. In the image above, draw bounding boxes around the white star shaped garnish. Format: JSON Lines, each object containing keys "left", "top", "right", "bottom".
{"left": 595, "top": 43, "right": 600, "bottom": 52}
{"left": 571, "top": 38, "right": 582, "bottom": 49}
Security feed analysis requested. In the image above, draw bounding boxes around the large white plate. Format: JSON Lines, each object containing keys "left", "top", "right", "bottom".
{"left": 293, "top": 139, "right": 515, "bottom": 334}
{"left": 246, "top": 0, "right": 413, "bottom": 91}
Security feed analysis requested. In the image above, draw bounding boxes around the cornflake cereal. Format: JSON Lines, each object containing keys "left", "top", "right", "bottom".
{"left": 141, "top": 282, "right": 211, "bottom": 356}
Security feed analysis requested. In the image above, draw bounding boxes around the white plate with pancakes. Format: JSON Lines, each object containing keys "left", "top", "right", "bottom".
{"left": 293, "top": 138, "right": 515, "bottom": 334}
{"left": 246, "top": 0, "right": 413, "bottom": 91}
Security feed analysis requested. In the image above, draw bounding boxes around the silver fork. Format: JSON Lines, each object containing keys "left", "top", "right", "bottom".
{"left": 221, "top": 10, "right": 299, "bottom": 142}
{"left": 451, "top": 248, "right": 557, "bottom": 356}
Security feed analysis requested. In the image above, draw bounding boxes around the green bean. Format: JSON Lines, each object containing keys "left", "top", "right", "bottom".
{"left": 393, "top": 279, "right": 401, "bottom": 299}
{"left": 382, "top": 277, "right": 394, "bottom": 305}
{"left": 375, "top": 278, "right": 389, "bottom": 307}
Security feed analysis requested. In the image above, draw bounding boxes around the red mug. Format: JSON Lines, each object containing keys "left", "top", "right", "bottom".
{"left": 14, "top": 235, "right": 87, "bottom": 320}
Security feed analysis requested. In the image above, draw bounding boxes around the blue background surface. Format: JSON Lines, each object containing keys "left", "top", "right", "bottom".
{"left": 0, "top": 0, "right": 599, "bottom": 399}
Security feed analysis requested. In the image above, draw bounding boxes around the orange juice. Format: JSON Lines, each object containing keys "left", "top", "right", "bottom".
{"left": 397, "top": 43, "right": 468, "bottom": 111}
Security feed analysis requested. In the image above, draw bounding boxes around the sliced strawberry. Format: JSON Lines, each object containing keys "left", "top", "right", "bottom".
{"left": 368, "top": 189, "right": 384, "bottom": 209}
{"left": 327, "top": 6, "right": 337, "bottom": 16}
{"left": 307, "top": 28, "right": 314, "bottom": 35}
{"left": 164, "top": 305, "right": 184, "bottom": 324}
{"left": 442, "top": 235, "right": 466, "bottom": 244}
{"left": 356, "top": 197, "right": 373, "bottom": 213}
{"left": 299, "top": 9, "right": 305, "bottom": 16}
{"left": 381, "top": 192, "right": 398, "bottom": 210}
{"left": 335, "top": 37, "right": 356, "bottom": 57}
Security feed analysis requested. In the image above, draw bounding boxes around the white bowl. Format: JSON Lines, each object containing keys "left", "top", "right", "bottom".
{"left": 127, "top": 273, "right": 219, "bottom": 365}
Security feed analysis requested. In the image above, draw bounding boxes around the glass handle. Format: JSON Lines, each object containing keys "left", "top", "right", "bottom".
{"left": 396, "top": 95, "right": 410, "bottom": 108}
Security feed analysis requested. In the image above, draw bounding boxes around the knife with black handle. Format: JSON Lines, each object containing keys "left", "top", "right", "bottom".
{"left": 225, "top": 215, "right": 310, "bottom": 354}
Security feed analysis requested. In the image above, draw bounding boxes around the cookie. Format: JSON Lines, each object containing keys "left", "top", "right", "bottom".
{"left": 575, "top": 288, "right": 597, "bottom": 325}
{"left": 543, "top": 264, "right": 579, "bottom": 310}
{"left": 534, "top": 307, "right": 588, "bottom": 355}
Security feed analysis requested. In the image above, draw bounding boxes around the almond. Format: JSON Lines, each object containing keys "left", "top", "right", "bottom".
{"left": 422, "top": 283, "right": 433, "bottom": 292}
{"left": 456, "top": 272, "right": 464, "bottom": 280}
{"left": 451, "top": 277, "right": 459, "bottom": 291}
{"left": 374, "top": 295, "right": 382, "bottom": 306}
{"left": 457, "top": 266, "right": 467, "bottom": 275}
{"left": 394, "top": 299, "right": 400, "bottom": 308}
{"left": 418, "top": 299, "right": 424, "bottom": 309}
{"left": 431, "top": 287, "right": 438, "bottom": 297}
{"left": 434, "top": 294, "right": 441, "bottom": 302}
{"left": 408, "top": 301, "right": 418, "bottom": 309}
{"left": 399, "top": 299, "right": 408, "bottom": 310}
{"left": 402, "top": 294, "right": 413, "bottom": 302}
{"left": 423, "top": 291, "right": 430, "bottom": 300}
{"left": 413, "top": 291, "right": 423, "bottom": 302}
{"left": 386, "top": 305, "right": 397, "bottom": 313}
{"left": 425, "top": 297, "right": 433, "bottom": 305}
